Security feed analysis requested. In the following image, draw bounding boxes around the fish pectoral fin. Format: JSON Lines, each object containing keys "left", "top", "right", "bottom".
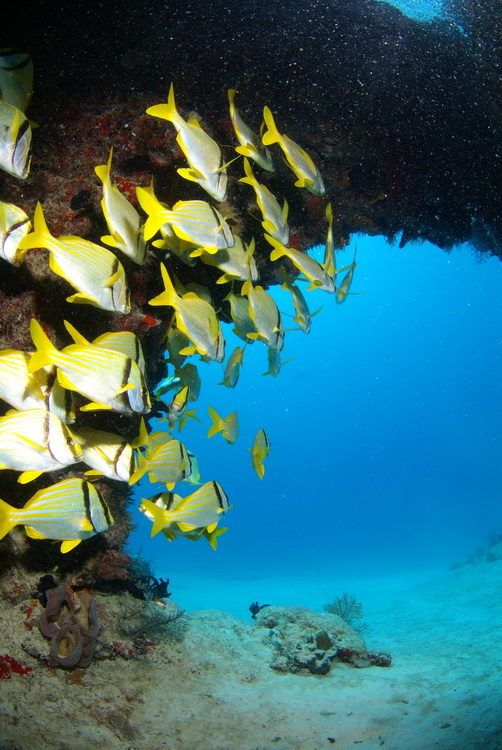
{"left": 101, "top": 269, "right": 122, "bottom": 288}
{"left": 24, "top": 526, "right": 47, "bottom": 539}
{"left": 235, "top": 144, "right": 258, "bottom": 158}
{"left": 116, "top": 382, "right": 135, "bottom": 395}
{"left": 18, "top": 470, "right": 44, "bottom": 484}
{"left": 84, "top": 469, "right": 104, "bottom": 479}
{"left": 13, "top": 433, "right": 45, "bottom": 451}
{"left": 101, "top": 234, "right": 119, "bottom": 248}
{"left": 66, "top": 292, "right": 99, "bottom": 305}
{"left": 178, "top": 522, "right": 197, "bottom": 531}
{"left": 177, "top": 167, "right": 204, "bottom": 183}
{"left": 60, "top": 539, "right": 82, "bottom": 553}
{"left": 179, "top": 345, "right": 198, "bottom": 356}
{"left": 80, "top": 401, "right": 113, "bottom": 412}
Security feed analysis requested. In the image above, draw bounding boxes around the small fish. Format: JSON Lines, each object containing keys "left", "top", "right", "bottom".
{"left": 0, "top": 200, "right": 31, "bottom": 266}
{"left": 29, "top": 318, "right": 151, "bottom": 415}
{"left": 262, "top": 106, "right": 325, "bottom": 195}
{"left": 250, "top": 428, "right": 271, "bottom": 479}
{"left": 76, "top": 426, "right": 135, "bottom": 483}
{"left": 241, "top": 280, "right": 284, "bottom": 351}
{"left": 130, "top": 437, "right": 191, "bottom": 489}
{"left": 239, "top": 157, "right": 289, "bottom": 245}
{"left": 207, "top": 406, "right": 239, "bottom": 444}
{"left": 280, "top": 269, "right": 322, "bottom": 335}
{"left": 0, "top": 50, "right": 33, "bottom": 112}
{"left": 228, "top": 89, "right": 274, "bottom": 172}
{"left": 223, "top": 290, "right": 257, "bottom": 343}
{"left": 197, "top": 235, "right": 258, "bottom": 284}
{"left": 64, "top": 321, "right": 146, "bottom": 377}
{"left": 262, "top": 347, "right": 293, "bottom": 377}
{"left": 146, "top": 83, "right": 229, "bottom": 202}
{"left": 323, "top": 203, "right": 336, "bottom": 281}
{"left": 95, "top": 147, "right": 146, "bottom": 265}
{"left": 0, "top": 349, "right": 75, "bottom": 423}
{"left": 0, "top": 99, "right": 32, "bottom": 179}
{"left": 137, "top": 187, "right": 234, "bottom": 254}
{"left": 153, "top": 375, "right": 181, "bottom": 399}
{"left": 140, "top": 480, "right": 230, "bottom": 538}
{"left": 266, "top": 234, "right": 334, "bottom": 293}
{"left": 149, "top": 263, "right": 225, "bottom": 363}
{"left": 0, "top": 477, "right": 113, "bottom": 553}
{"left": 162, "top": 384, "right": 191, "bottom": 428}
{"left": 219, "top": 345, "right": 245, "bottom": 388}
{"left": 139, "top": 491, "right": 227, "bottom": 548}
{"left": 18, "top": 203, "right": 130, "bottom": 313}
{"left": 0, "top": 408, "right": 82, "bottom": 483}
{"left": 336, "top": 247, "right": 358, "bottom": 304}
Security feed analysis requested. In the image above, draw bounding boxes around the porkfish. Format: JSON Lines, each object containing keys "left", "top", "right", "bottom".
{"left": 228, "top": 89, "right": 274, "bottom": 172}
{"left": 223, "top": 290, "right": 257, "bottom": 344}
{"left": 29, "top": 318, "right": 151, "bottom": 414}
{"left": 0, "top": 477, "right": 113, "bottom": 553}
{"left": 18, "top": 203, "right": 130, "bottom": 313}
{"left": 280, "top": 269, "right": 322, "bottom": 335}
{"left": 265, "top": 234, "right": 334, "bottom": 293}
{"left": 207, "top": 406, "right": 239, "bottom": 444}
{"left": 146, "top": 82, "right": 229, "bottom": 202}
{"left": 0, "top": 99, "right": 32, "bottom": 179}
{"left": 140, "top": 480, "right": 230, "bottom": 539}
{"left": 219, "top": 344, "right": 246, "bottom": 388}
{"left": 239, "top": 157, "right": 289, "bottom": 245}
{"left": 241, "top": 280, "right": 284, "bottom": 351}
{"left": 76, "top": 426, "right": 135, "bottom": 483}
{"left": 63, "top": 321, "right": 146, "bottom": 377}
{"left": 0, "top": 349, "right": 75, "bottom": 423}
{"left": 129, "top": 436, "right": 192, "bottom": 489}
{"left": 0, "top": 408, "right": 82, "bottom": 483}
{"left": 336, "top": 246, "right": 358, "bottom": 304}
{"left": 197, "top": 235, "right": 258, "bottom": 284}
{"left": 0, "top": 200, "right": 31, "bottom": 266}
{"left": 262, "top": 106, "right": 325, "bottom": 196}
{"left": 95, "top": 147, "right": 146, "bottom": 265}
{"left": 149, "top": 263, "right": 225, "bottom": 363}
{"left": 250, "top": 428, "right": 271, "bottom": 479}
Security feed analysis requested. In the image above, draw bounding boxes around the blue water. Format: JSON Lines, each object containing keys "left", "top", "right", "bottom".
{"left": 129, "top": 236, "right": 502, "bottom": 600}
{"left": 378, "top": 0, "right": 445, "bottom": 21}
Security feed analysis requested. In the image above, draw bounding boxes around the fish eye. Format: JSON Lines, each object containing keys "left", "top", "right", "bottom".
{"left": 66, "top": 436, "right": 73, "bottom": 445}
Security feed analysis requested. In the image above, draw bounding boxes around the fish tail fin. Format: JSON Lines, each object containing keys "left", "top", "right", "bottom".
{"left": 149, "top": 263, "right": 178, "bottom": 307}
{"left": 205, "top": 526, "right": 228, "bottom": 550}
{"left": 94, "top": 146, "right": 113, "bottom": 184}
{"left": 141, "top": 498, "right": 167, "bottom": 537}
{"left": 326, "top": 202, "right": 333, "bottom": 223}
{"left": 135, "top": 186, "right": 166, "bottom": 241}
{"left": 262, "top": 106, "right": 281, "bottom": 146}
{"left": 207, "top": 405, "right": 222, "bottom": 438}
{"left": 131, "top": 417, "right": 151, "bottom": 450}
{"left": 239, "top": 157, "right": 257, "bottom": 187}
{"left": 228, "top": 88, "right": 236, "bottom": 113}
{"left": 63, "top": 320, "right": 90, "bottom": 346}
{"left": 17, "top": 202, "right": 53, "bottom": 251}
{"left": 28, "top": 318, "right": 57, "bottom": 372}
{"left": 264, "top": 234, "right": 286, "bottom": 262}
{"left": 128, "top": 452, "right": 148, "bottom": 485}
{"left": 0, "top": 498, "right": 16, "bottom": 540}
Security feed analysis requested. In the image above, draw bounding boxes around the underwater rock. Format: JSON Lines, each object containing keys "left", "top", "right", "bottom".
{"left": 253, "top": 604, "right": 387, "bottom": 674}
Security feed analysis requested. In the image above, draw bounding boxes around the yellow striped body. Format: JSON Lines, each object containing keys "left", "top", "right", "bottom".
{"left": 0, "top": 200, "right": 31, "bottom": 266}
{"left": 228, "top": 89, "right": 274, "bottom": 172}
{"left": 266, "top": 234, "right": 335, "bottom": 293}
{"left": 239, "top": 158, "right": 289, "bottom": 244}
{"left": 140, "top": 480, "right": 230, "bottom": 537}
{"left": 241, "top": 280, "right": 284, "bottom": 351}
{"left": 0, "top": 100, "right": 32, "bottom": 179}
{"left": 207, "top": 406, "right": 239, "bottom": 444}
{"left": 251, "top": 428, "right": 271, "bottom": 479}
{"left": 77, "top": 426, "right": 135, "bottom": 483}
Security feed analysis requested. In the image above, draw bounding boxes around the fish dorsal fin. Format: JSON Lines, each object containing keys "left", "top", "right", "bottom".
{"left": 64, "top": 320, "right": 90, "bottom": 346}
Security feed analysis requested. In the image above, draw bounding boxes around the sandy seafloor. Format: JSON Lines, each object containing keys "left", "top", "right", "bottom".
{"left": 1, "top": 546, "right": 501, "bottom": 750}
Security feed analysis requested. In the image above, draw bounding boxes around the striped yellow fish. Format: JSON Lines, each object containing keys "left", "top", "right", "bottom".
{"left": 323, "top": 203, "right": 336, "bottom": 280}
{"left": 63, "top": 320, "right": 146, "bottom": 376}
{"left": 219, "top": 344, "right": 245, "bottom": 388}
{"left": 262, "top": 347, "right": 293, "bottom": 378}
{"left": 239, "top": 158, "right": 289, "bottom": 245}
{"left": 0, "top": 477, "right": 113, "bottom": 553}
{"left": 76, "top": 426, "right": 135, "bottom": 483}
{"left": 0, "top": 349, "right": 75, "bottom": 422}
{"left": 223, "top": 290, "right": 257, "bottom": 344}
{"left": 0, "top": 50, "right": 33, "bottom": 112}
{"left": 139, "top": 491, "right": 227, "bottom": 548}
{"left": 137, "top": 186, "right": 234, "bottom": 254}
{"left": 140, "top": 480, "right": 230, "bottom": 538}
{"left": 130, "top": 436, "right": 191, "bottom": 489}
{"left": 228, "top": 88, "right": 274, "bottom": 172}
{"left": 29, "top": 318, "right": 151, "bottom": 414}
{"left": 0, "top": 200, "right": 31, "bottom": 266}
{"left": 207, "top": 406, "right": 239, "bottom": 444}
{"left": 0, "top": 99, "right": 32, "bottom": 179}
{"left": 266, "top": 234, "right": 335, "bottom": 293}
{"left": 95, "top": 147, "right": 146, "bottom": 265}
{"left": 281, "top": 269, "right": 322, "bottom": 335}
{"left": 250, "top": 428, "right": 271, "bottom": 479}
{"left": 149, "top": 263, "right": 225, "bottom": 363}
{"left": 0, "top": 408, "right": 82, "bottom": 483}
{"left": 135, "top": 420, "right": 201, "bottom": 486}
{"left": 336, "top": 247, "right": 358, "bottom": 304}
{"left": 262, "top": 106, "right": 325, "bottom": 195}
{"left": 197, "top": 235, "right": 259, "bottom": 284}
{"left": 18, "top": 203, "right": 130, "bottom": 313}
{"left": 146, "top": 82, "right": 229, "bottom": 202}
{"left": 241, "top": 280, "right": 284, "bottom": 351}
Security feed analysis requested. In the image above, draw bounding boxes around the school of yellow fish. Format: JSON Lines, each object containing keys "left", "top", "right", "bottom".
{"left": 0, "top": 53, "right": 359, "bottom": 555}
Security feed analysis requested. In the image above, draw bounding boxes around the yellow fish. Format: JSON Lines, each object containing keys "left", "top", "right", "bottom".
{"left": 241, "top": 279, "right": 284, "bottom": 351}
{"left": 139, "top": 491, "right": 227, "bottom": 549}
{"left": 223, "top": 290, "right": 257, "bottom": 343}
{"left": 250, "top": 428, "right": 271, "bottom": 479}
{"left": 239, "top": 157, "right": 289, "bottom": 245}
{"left": 262, "top": 348, "right": 293, "bottom": 378}
{"left": 336, "top": 247, "right": 358, "bottom": 304}
{"left": 0, "top": 408, "right": 82, "bottom": 483}
{"left": 146, "top": 83, "right": 229, "bottom": 202}
{"left": 266, "top": 234, "right": 334, "bottom": 293}
{"left": 0, "top": 200, "right": 31, "bottom": 266}
{"left": 29, "top": 318, "right": 151, "bottom": 414}
{"left": 140, "top": 480, "right": 230, "bottom": 538}
{"left": 149, "top": 263, "right": 225, "bottom": 363}
{"left": 228, "top": 89, "right": 274, "bottom": 172}
{"left": 130, "top": 437, "right": 192, "bottom": 489}
{"left": 323, "top": 203, "right": 336, "bottom": 280}
{"left": 0, "top": 349, "right": 75, "bottom": 423}
{"left": 63, "top": 321, "right": 146, "bottom": 377}
{"left": 95, "top": 147, "right": 146, "bottom": 265}
{"left": 0, "top": 477, "right": 113, "bottom": 553}
{"left": 76, "top": 426, "right": 135, "bottom": 483}
{"left": 262, "top": 106, "right": 325, "bottom": 195}
{"left": 219, "top": 345, "right": 245, "bottom": 388}
{"left": 281, "top": 269, "right": 322, "bottom": 335}
{"left": 18, "top": 203, "right": 130, "bottom": 313}
{"left": 196, "top": 235, "right": 258, "bottom": 284}
{"left": 207, "top": 406, "right": 239, "bottom": 444}
{"left": 0, "top": 100, "right": 32, "bottom": 179}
